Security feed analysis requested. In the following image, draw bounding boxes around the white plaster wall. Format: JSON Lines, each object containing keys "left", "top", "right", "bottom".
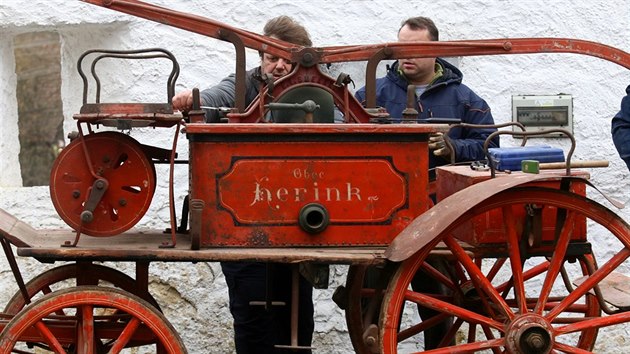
{"left": 0, "top": 0, "right": 629, "bottom": 352}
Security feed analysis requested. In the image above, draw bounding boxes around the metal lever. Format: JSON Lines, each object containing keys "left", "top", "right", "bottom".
{"left": 266, "top": 100, "right": 320, "bottom": 123}
{"left": 80, "top": 178, "right": 109, "bottom": 223}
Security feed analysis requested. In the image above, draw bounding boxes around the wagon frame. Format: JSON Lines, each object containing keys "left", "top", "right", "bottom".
{"left": 1, "top": 0, "right": 630, "bottom": 353}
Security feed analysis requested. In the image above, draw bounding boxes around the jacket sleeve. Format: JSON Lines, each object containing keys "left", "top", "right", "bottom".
{"left": 449, "top": 93, "right": 499, "bottom": 163}
{"left": 354, "top": 86, "right": 366, "bottom": 105}
{"left": 199, "top": 73, "right": 237, "bottom": 123}
{"left": 611, "top": 84, "right": 630, "bottom": 171}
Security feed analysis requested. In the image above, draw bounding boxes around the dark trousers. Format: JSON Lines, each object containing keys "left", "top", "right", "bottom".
{"left": 220, "top": 262, "right": 314, "bottom": 354}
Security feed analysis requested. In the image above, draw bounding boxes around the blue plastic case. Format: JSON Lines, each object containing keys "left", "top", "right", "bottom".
{"left": 488, "top": 145, "right": 565, "bottom": 171}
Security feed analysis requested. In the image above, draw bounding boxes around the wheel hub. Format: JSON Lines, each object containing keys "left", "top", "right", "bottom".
{"left": 506, "top": 314, "right": 553, "bottom": 354}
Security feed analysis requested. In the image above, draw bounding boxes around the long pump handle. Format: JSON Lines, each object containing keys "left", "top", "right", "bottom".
{"left": 82, "top": 0, "right": 630, "bottom": 70}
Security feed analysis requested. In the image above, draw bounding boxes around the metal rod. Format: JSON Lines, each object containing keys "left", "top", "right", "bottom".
{"left": 1, "top": 237, "right": 30, "bottom": 306}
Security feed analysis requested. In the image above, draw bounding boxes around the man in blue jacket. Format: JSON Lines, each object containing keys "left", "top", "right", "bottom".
{"left": 355, "top": 16, "right": 498, "bottom": 349}
{"left": 612, "top": 84, "right": 630, "bottom": 171}
{"left": 355, "top": 16, "right": 498, "bottom": 179}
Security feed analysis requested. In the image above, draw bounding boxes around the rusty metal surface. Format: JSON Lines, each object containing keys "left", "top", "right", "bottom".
{"left": 436, "top": 167, "right": 590, "bottom": 246}
{"left": 15, "top": 231, "right": 388, "bottom": 265}
{"left": 81, "top": 1, "right": 630, "bottom": 123}
{"left": 187, "top": 124, "right": 439, "bottom": 248}
{"left": 184, "top": 123, "right": 447, "bottom": 135}
{"left": 3, "top": 2, "right": 628, "bottom": 352}
{"left": 385, "top": 171, "right": 593, "bottom": 262}
{"left": 82, "top": 1, "right": 630, "bottom": 70}
{"left": 1, "top": 212, "right": 387, "bottom": 264}
{"left": 320, "top": 38, "right": 630, "bottom": 68}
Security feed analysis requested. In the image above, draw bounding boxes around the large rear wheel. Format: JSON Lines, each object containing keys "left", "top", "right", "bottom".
{"left": 380, "top": 187, "right": 630, "bottom": 353}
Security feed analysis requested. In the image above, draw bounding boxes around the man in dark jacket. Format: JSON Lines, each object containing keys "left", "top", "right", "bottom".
{"left": 355, "top": 16, "right": 498, "bottom": 178}
{"left": 612, "top": 84, "right": 630, "bottom": 171}
{"left": 355, "top": 16, "right": 498, "bottom": 349}
{"left": 172, "top": 16, "right": 315, "bottom": 354}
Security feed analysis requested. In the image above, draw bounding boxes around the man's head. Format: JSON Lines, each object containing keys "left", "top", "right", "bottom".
{"left": 397, "top": 16, "right": 439, "bottom": 85}
{"left": 260, "top": 15, "right": 312, "bottom": 80}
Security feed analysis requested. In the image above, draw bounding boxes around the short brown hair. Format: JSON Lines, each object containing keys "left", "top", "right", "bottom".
{"left": 399, "top": 17, "right": 439, "bottom": 41}
{"left": 264, "top": 15, "right": 312, "bottom": 47}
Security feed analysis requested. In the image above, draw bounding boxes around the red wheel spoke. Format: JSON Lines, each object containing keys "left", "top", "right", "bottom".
{"left": 420, "top": 261, "right": 458, "bottom": 292}
{"left": 444, "top": 236, "right": 514, "bottom": 320}
{"left": 556, "top": 311, "right": 630, "bottom": 335}
{"left": 479, "top": 325, "right": 503, "bottom": 354}
{"left": 77, "top": 304, "right": 95, "bottom": 352}
{"left": 419, "top": 338, "right": 505, "bottom": 354}
{"left": 405, "top": 289, "right": 504, "bottom": 331}
{"left": 495, "top": 260, "right": 549, "bottom": 293}
{"left": 34, "top": 320, "right": 66, "bottom": 353}
{"left": 108, "top": 317, "right": 141, "bottom": 353}
{"left": 397, "top": 312, "right": 451, "bottom": 342}
{"left": 534, "top": 210, "right": 576, "bottom": 314}
{"left": 381, "top": 187, "right": 630, "bottom": 352}
{"left": 485, "top": 258, "right": 507, "bottom": 283}
{"left": 436, "top": 318, "right": 462, "bottom": 348}
{"left": 502, "top": 206, "right": 527, "bottom": 314}
{"left": 547, "top": 248, "right": 630, "bottom": 321}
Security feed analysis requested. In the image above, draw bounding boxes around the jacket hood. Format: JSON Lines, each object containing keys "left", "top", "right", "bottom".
{"left": 386, "top": 57, "right": 463, "bottom": 92}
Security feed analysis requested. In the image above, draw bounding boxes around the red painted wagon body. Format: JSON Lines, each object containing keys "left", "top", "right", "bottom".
{"left": 1, "top": 1, "right": 630, "bottom": 353}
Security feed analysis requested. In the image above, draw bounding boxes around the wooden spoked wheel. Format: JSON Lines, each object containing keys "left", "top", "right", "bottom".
{"left": 345, "top": 264, "right": 393, "bottom": 354}
{"left": 344, "top": 265, "right": 373, "bottom": 354}
{"left": 380, "top": 187, "right": 630, "bottom": 353}
{"left": 0, "top": 286, "right": 186, "bottom": 354}
{"left": 3, "top": 263, "right": 161, "bottom": 315}
{"left": 50, "top": 132, "right": 156, "bottom": 236}
{"left": 346, "top": 258, "right": 599, "bottom": 353}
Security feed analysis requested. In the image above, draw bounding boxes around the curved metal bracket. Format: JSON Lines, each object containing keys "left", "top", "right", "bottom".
{"left": 77, "top": 48, "right": 179, "bottom": 106}
{"left": 219, "top": 30, "right": 246, "bottom": 113}
{"left": 483, "top": 128, "right": 575, "bottom": 178}
{"left": 364, "top": 47, "right": 393, "bottom": 109}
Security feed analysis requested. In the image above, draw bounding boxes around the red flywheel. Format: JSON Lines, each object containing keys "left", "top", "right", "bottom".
{"left": 50, "top": 131, "right": 156, "bottom": 236}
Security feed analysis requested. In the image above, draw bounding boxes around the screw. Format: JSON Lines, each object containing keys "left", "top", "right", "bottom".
{"left": 303, "top": 52, "right": 313, "bottom": 64}
{"left": 80, "top": 210, "right": 94, "bottom": 223}
{"left": 72, "top": 190, "right": 81, "bottom": 199}
{"left": 119, "top": 198, "right": 127, "bottom": 206}
{"left": 364, "top": 336, "right": 376, "bottom": 347}
{"left": 527, "top": 333, "right": 545, "bottom": 350}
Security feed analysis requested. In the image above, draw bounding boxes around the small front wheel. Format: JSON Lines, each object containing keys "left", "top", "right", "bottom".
{"left": 0, "top": 286, "right": 186, "bottom": 353}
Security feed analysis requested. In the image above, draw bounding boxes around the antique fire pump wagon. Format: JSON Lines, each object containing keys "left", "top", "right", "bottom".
{"left": 1, "top": 0, "right": 630, "bottom": 353}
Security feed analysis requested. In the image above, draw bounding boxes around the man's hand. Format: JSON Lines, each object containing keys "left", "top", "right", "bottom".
{"left": 172, "top": 89, "right": 194, "bottom": 112}
{"left": 428, "top": 132, "right": 451, "bottom": 157}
